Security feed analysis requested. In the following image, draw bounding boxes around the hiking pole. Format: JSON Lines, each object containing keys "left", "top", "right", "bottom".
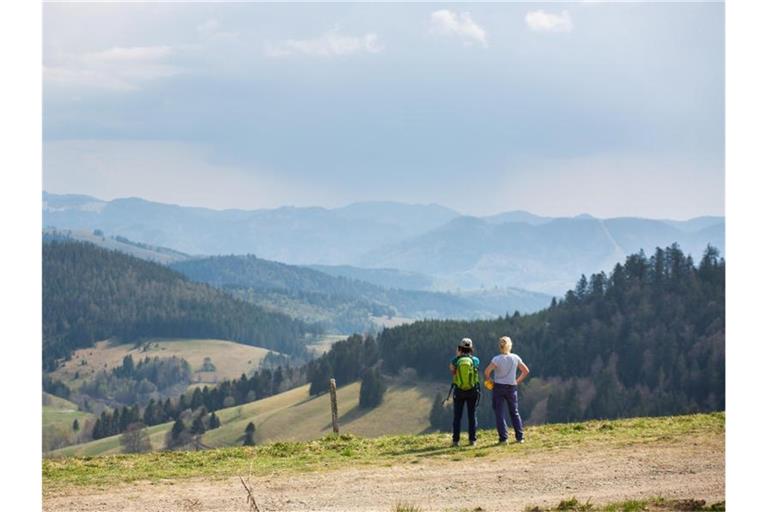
{"left": 442, "top": 383, "right": 455, "bottom": 405}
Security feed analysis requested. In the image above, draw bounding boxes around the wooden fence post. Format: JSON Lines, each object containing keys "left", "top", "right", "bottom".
{"left": 329, "top": 378, "right": 339, "bottom": 435}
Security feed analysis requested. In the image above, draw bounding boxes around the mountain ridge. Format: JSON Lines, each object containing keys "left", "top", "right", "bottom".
{"left": 43, "top": 192, "right": 724, "bottom": 295}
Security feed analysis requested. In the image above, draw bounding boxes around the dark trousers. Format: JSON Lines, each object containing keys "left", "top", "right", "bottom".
{"left": 453, "top": 388, "right": 479, "bottom": 443}
{"left": 492, "top": 384, "right": 524, "bottom": 442}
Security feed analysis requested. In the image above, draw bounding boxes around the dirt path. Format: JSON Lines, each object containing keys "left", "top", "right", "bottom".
{"left": 43, "top": 433, "right": 724, "bottom": 512}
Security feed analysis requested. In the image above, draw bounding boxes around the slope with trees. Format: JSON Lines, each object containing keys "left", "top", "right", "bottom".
{"left": 43, "top": 241, "right": 317, "bottom": 370}
{"left": 170, "top": 255, "right": 551, "bottom": 333}
{"left": 372, "top": 244, "right": 724, "bottom": 428}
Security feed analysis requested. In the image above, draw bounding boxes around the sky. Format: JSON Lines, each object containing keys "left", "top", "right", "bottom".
{"left": 42, "top": 2, "right": 725, "bottom": 219}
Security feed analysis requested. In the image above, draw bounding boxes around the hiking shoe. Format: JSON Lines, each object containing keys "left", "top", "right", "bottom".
{"left": 469, "top": 441, "right": 477, "bottom": 447}
{"left": 516, "top": 439, "right": 525, "bottom": 444}
{"left": 452, "top": 441, "right": 460, "bottom": 448}
{"left": 497, "top": 439, "right": 508, "bottom": 445}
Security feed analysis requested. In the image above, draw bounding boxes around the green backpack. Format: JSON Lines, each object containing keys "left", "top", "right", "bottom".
{"left": 453, "top": 356, "right": 479, "bottom": 391}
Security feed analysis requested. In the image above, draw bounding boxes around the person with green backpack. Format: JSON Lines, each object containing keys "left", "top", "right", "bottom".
{"left": 449, "top": 337, "right": 480, "bottom": 447}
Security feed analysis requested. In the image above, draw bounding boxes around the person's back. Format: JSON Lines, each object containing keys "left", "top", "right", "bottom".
{"left": 484, "top": 336, "right": 529, "bottom": 444}
{"left": 490, "top": 352, "right": 522, "bottom": 386}
{"left": 452, "top": 353, "right": 480, "bottom": 390}
{"left": 449, "top": 337, "right": 480, "bottom": 447}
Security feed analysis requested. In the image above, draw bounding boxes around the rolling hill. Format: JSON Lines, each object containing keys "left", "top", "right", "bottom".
{"left": 42, "top": 240, "right": 315, "bottom": 369}
{"left": 50, "top": 338, "right": 276, "bottom": 390}
{"left": 306, "top": 264, "right": 439, "bottom": 291}
{"left": 169, "top": 255, "right": 553, "bottom": 332}
{"left": 48, "top": 377, "right": 444, "bottom": 457}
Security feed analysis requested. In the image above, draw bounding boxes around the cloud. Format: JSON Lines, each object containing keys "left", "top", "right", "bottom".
{"left": 525, "top": 10, "right": 574, "bottom": 33}
{"left": 197, "top": 19, "right": 239, "bottom": 41}
{"left": 429, "top": 10, "right": 488, "bottom": 47}
{"left": 264, "top": 31, "right": 383, "bottom": 58}
{"left": 83, "top": 46, "right": 174, "bottom": 62}
{"left": 44, "top": 45, "right": 180, "bottom": 91}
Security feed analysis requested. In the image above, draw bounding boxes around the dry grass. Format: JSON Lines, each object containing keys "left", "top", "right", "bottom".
{"left": 50, "top": 338, "right": 274, "bottom": 389}
{"left": 49, "top": 378, "right": 445, "bottom": 457}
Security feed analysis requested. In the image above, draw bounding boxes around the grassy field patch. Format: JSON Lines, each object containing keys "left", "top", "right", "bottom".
{"left": 524, "top": 496, "right": 725, "bottom": 511}
{"left": 50, "top": 338, "right": 274, "bottom": 389}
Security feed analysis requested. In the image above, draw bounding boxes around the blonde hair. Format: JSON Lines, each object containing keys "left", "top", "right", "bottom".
{"left": 498, "top": 336, "right": 513, "bottom": 354}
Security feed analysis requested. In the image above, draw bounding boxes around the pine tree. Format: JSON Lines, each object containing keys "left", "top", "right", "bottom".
{"left": 92, "top": 418, "right": 102, "bottom": 439}
{"left": 208, "top": 412, "right": 221, "bottom": 430}
{"left": 576, "top": 274, "right": 589, "bottom": 300}
{"left": 243, "top": 422, "right": 256, "bottom": 446}
{"left": 171, "top": 419, "right": 185, "bottom": 441}
{"left": 191, "top": 416, "right": 206, "bottom": 436}
{"left": 359, "top": 367, "right": 386, "bottom": 409}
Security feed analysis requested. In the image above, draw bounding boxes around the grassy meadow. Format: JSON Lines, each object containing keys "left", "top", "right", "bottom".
{"left": 48, "top": 377, "right": 445, "bottom": 457}
{"left": 50, "top": 338, "right": 275, "bottom": 389}
{"left": 42, "top": 392, "right": 95, "bottom": 452}
{"left": 43, "top": 412, "right": 724, "bottom": 489}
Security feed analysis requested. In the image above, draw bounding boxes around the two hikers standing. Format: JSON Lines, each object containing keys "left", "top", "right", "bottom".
{"left": 448, "top": 336, "right": 530, "bottom": 446}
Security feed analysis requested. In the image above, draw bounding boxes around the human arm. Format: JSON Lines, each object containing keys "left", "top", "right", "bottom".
{"left": 515, "top": 361, "right": 530, "bottom": 385}
{"left": 449, "top": 362, "right": 456, "bottom": 376}
{"left": 484, "top": 362, "right": 496, "bottom": 380}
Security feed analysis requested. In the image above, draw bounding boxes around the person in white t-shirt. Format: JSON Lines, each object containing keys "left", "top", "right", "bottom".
{"left": 484, "top": 336, "right": 530, "bottom": 444}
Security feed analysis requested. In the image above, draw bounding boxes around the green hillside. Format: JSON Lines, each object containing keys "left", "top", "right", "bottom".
{"left": 49, "top": 378, "right": 444, "bottom": 457}
{"left": 43, "top": 240, "right": 315, "bottom": 369}
{"left": 42, "top": 392, "right": 95, "bottom": 452}
{"left": 170, "top": 255, "right": 551, "bottom": 333}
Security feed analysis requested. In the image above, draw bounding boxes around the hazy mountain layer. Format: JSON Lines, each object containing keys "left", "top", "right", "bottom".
{"left": 43, "top": 192, "right": 723, "bottom": 295}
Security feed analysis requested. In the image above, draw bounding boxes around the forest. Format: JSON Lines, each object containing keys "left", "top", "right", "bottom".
{"left": 43, "top": 241, "right": 318, "bottom": 370}
{"left": 309, "top": 244, "right": 725, "bottom": 428}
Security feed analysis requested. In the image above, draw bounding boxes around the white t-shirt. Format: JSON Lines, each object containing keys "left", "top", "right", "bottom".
{"left": 491, "top": 353, "right": 523, "bottom": 385}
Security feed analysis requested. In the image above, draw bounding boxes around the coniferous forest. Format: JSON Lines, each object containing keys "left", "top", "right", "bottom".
{"left": 308, "top": 244, "right": 724, "bottom": 429}
{"left": 43, "top": 241, "right": 317, "bottom": 370}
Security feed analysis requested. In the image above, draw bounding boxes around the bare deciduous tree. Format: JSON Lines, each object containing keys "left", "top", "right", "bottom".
{"left": 120, "top": 422, "right": 151, "bottom": 453}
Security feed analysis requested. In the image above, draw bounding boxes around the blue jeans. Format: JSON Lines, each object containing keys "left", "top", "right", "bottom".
{"left": 453, "top": 388, "right": 479, "bottom": 443}
{"left": 492, "top": 384, "right": 524, "bottom": 442}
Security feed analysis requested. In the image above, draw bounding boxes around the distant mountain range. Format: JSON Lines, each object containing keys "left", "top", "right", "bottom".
{"left": 43, "top": 192, "right": 724, "bottom": 295}
{"left": 43, "top": 193, "right": 458, "bottom": 264}
{"left": 359, "top": 215, "right": 724, "bottom": 294}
